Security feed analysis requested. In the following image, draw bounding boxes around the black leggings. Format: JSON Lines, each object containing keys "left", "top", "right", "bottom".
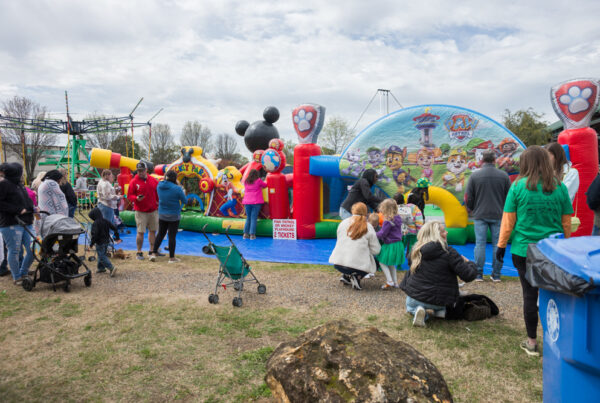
{"left": 513, "top": 254, "right": 539, "bottom": 339}
{"left": 334, "top": 265, "right": 369, "bottom": 280}
{"left": 153, "top": 219, "right": 179, "bottom": 258}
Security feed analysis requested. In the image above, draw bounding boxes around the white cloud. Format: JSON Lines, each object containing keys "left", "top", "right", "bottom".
{"left": 1, "top": 0, "right": 600, "bottom": 156}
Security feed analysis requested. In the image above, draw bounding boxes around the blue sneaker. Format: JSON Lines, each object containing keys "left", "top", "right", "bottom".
{"left": 475, "top": 274, "right": 484, "bottom": 282}
{"left": 490, "top": 275, "right": 501, "bottom": 283}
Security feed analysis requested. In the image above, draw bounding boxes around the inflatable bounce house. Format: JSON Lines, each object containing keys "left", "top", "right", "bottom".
{"left": 88, "top": 78, "right": 598, "bottom": 242}
{"left": 312, "top": 104, "right": 526, "bottom": 243}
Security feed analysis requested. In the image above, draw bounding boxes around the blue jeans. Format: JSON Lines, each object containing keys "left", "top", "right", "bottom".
{"left": 339, "top": 207, "right": 351, "bottom": 220}
{"left": 220, "top": 199, "right": 238, "bottom": 216}
{"left": 96, "top": 243, "right": 113, "bottom": 272}
{"left": 68, "top": 205, "right": 76, "bottom": 218}
{"left": 405, "top": 295, "right": 446, "bottom": 321}
{"left": 244, "top": 204, "right": 261, "bottom": 235}
{"left": 473, "top": 218, "right": 502, "bottom": 277}
{"left": 0, "top": 225, "right": 34, "bottom": 281}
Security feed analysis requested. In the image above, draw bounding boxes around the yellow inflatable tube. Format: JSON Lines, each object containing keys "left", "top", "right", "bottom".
{"left": 90, "top": 148, "right": 139, "bottom": 171}
{"left": 406, "top": 186, "right": 468, "bottom": 228}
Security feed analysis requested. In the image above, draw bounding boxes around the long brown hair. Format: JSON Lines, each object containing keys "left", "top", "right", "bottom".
{"left": 517, "top": 145, "right": 557, "bottom": 193}
{"left": 546, "top": 142, "right": 568, "bottom": 180}
{"left": 245, "top": 169, "right": 259, "bottom": 185}
{"left": 347, "top": 202, "right": 368, "bottom": 240}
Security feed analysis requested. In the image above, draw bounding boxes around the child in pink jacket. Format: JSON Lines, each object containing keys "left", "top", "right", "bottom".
{"left": 242, "top": 169, "right": 267, "bottom": 239}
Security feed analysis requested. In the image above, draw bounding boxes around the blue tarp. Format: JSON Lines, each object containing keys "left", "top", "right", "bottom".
{"left": 90, "top": 229, "right": 518, "bottom": 277}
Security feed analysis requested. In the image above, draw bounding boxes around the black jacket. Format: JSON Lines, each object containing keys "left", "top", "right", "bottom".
{"left": 586, "top": 174, "right": 600, "bottom": 211}
{"left": 400, "top": 242, "right": 477, "bottom": 306}
{"left": 60, "top": 181, "right": 78, "bottom": 207}
{"left": 89, "top": 207, "right": 118, "bottom": 246}
{"left": 341, "top": 169, "right": 382, "bottom": 212}
{"left": 0, "top": 163, "right": 34, "bottom": 227}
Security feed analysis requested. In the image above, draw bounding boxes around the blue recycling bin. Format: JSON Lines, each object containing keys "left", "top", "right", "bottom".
{"left": 528, "top": 236, "right": 600, "bottom": 402}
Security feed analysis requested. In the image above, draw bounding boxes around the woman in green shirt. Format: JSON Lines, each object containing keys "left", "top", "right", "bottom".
{"left": 496, "top": 146, "right": 573, "bottom": 356}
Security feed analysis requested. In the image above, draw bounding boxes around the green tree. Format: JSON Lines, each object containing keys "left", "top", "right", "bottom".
{"left": 320, "top": 116, "right": 355, "bottom": 154}
{"left": 502, "top": 108, "right": 550, "bottom": 146}
{"left": 109, "top": 135, "right": 145, "bottom": 161}
{"left": 282, "top": 139, "right": 296, "bottom": 165}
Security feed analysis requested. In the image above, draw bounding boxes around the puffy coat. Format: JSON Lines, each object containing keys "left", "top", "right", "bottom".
{"left": 341, "top": 169, "right": 382, "bottom": 212}
{"left": 400, "top": 241, "right": 477, "bottom": 306}
{"left": 0, "top": 163, "right": 34, "bottom": 227}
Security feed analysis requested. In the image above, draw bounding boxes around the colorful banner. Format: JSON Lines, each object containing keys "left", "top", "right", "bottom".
{"left": 339, "top": 105, "right": 526, "bottom": 199}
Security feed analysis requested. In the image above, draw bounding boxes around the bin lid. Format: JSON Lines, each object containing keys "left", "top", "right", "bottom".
{"left": 537, "top": 236, "right": 600, "bottom": 285}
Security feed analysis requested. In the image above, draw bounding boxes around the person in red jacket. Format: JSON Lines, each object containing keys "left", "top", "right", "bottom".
{"left": 127, "top": 162, "right": 159, "bottom": 260}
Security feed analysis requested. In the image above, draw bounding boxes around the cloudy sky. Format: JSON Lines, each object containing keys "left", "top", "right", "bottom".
{"left": 1, "top": 0, "right": 599, "bottom": 155}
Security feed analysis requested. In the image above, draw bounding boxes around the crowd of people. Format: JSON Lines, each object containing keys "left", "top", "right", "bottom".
{"left": 2, "top": 140, "right": 600, "bottom": 358}
{"left": 329, "top": 142, "right": 595, "bottom": 357}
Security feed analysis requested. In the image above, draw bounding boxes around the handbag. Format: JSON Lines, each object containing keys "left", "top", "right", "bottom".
{"left": 571, "top": 196, "right": 580, "bottom": 233}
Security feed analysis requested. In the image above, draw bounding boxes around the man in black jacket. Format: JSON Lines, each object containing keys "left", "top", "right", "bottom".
{"left": 89, "top": 207, "right": 119, "bottom": 276}
{"left": 0, "top": 163, "right": 35, "bottom": 284}
{"left": 465, "top": 150, "right": 510, "bottom": 282}
{"left": 59, "top": 168, "right": 78, "bottom": 218}
{"left": 340, "top": 169, "right": 382, "bottom": 219}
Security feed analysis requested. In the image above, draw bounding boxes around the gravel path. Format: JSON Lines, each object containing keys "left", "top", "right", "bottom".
{"left": 9, "top": 253, "right": 525, "bottom": 323}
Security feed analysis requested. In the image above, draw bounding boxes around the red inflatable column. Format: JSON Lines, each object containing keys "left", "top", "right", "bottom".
{"left": 551, "top": 78, "right": 600, "bottom": 236}
{"left": 293, "top": 144, "right": 321, "bottom": 239}
{"left": 558, "top": 127, "right": 598, "bottom": 236}
{"left": 267, "top": 172, "right": 290, "bottom": 219}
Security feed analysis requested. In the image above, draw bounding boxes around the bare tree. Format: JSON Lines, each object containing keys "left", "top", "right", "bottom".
{"left": 321, "top": 116, "right": 355, "bottom": 154}
{"left": 214, "top": 133, "right": 239, "bottom": 161}
{"left": 180, "top": 120, "right": 212, "bottom": 154}
{"left": 1, "top": 96, "right": 56, "bottom": 181}
{"left": 141, "top": 123, "right": 179, "bottom": 165}
{"left": 82, "top": 113, "right": 123, "bottom": 150}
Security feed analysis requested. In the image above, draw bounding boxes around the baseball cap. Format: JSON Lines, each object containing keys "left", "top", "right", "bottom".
{"left": 136, "top": 161, "right": 147, "bottom": 170}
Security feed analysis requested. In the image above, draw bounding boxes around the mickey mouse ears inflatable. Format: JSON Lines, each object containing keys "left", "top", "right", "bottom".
{"left": 551, "top": 78, "right": 600, "bottom": 130}
{"left": 292, "top": 104, "right": 326, "bottom": 144}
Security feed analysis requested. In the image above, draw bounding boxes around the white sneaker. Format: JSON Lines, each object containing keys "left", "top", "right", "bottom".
{"left": 168, "top": 258, "right": 181, "bottom": 263}
{"left": 364, "top": 273, "right": 375, "bottom": 279}
{"left": 149, "top": 254, "right": 156, "bottom": 262}
{"left": 350, "top": 275, "right": 362, "bottom": 290}
{"left": 413, "top": 306, "right": 426, "bottom": 327}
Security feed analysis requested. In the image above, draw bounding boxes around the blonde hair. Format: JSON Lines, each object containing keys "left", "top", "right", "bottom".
{"left": 367, "top": 213, "right": 380, "bottom": 228}
{"left": 410, "top": 221, "right": 447, "bottom": 272}
{"left": 347, "top": 202, "right": 368, "bottom": 240}
{"left": 378, "top": 198, "right": 398, "bottom": 221}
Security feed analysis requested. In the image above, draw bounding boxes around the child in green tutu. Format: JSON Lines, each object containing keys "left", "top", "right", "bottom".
{"left": 376, "top": 198, "right": 405, "bottom": 289}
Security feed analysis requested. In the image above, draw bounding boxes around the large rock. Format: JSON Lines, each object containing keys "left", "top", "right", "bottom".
{"left": 265, "top": 321, "right": 453, "bottom": 403}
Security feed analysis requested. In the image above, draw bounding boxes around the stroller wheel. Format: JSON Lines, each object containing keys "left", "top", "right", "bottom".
{"left": 257, "top": 284, "right": 267, "bottom": 294}
{"left": 234, "top": 282, "right": 243, "bottom": 291}
{"left": 232, "top": 297, "right": 243, "bottom": 307}
{"left": 208, "top": 294, "right": 219, "bottom": 304}
{"left": 64, "top": 281, "right": 71, "bottom": 293}
{"left": 84, "top": 274, "right": 92, "bottom": 287}
{"left": 202, "top": 245, "right": 214, "bottom": 255}
{"left": 22, "top": 277, "right": 34, "bottom": 292}
{"left": 88, "top": 256, "right": 96, "bottom": 262}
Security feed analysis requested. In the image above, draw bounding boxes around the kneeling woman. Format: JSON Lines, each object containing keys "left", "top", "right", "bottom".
{"left": 329, "top": 202, "right": 381, "bottom": 290}
{"left": 400, "top": 221, "right": 477, "bottom": 327}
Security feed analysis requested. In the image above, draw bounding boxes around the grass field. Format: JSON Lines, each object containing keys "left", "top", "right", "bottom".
{"left": 0, "top": 254, "right": 542, "bottom": 402}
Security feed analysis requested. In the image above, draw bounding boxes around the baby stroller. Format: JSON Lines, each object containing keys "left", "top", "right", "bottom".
{"left": 18, "top": 212, "right": 92, "bottom": 292}
{"left": 201, "top": 225, "right": 266, "bottom": 307}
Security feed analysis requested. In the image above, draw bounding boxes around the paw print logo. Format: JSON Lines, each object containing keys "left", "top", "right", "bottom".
{"left": 293, "top": 109, "right": 313, "bottom": 132}
{"left": 559, "top": 85, "right": 593, "bottom": 114}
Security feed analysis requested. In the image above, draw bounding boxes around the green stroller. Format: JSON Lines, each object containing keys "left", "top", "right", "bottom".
{"left": 202, "top": 226, "right": 266, "bottom": 307}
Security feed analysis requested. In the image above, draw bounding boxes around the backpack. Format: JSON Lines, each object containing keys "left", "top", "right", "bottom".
{"left": 586, "top": 174, "right": 600, "bottom": 211}
{"left": 445, "top": 294, "right": 499, "bottom": 321}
